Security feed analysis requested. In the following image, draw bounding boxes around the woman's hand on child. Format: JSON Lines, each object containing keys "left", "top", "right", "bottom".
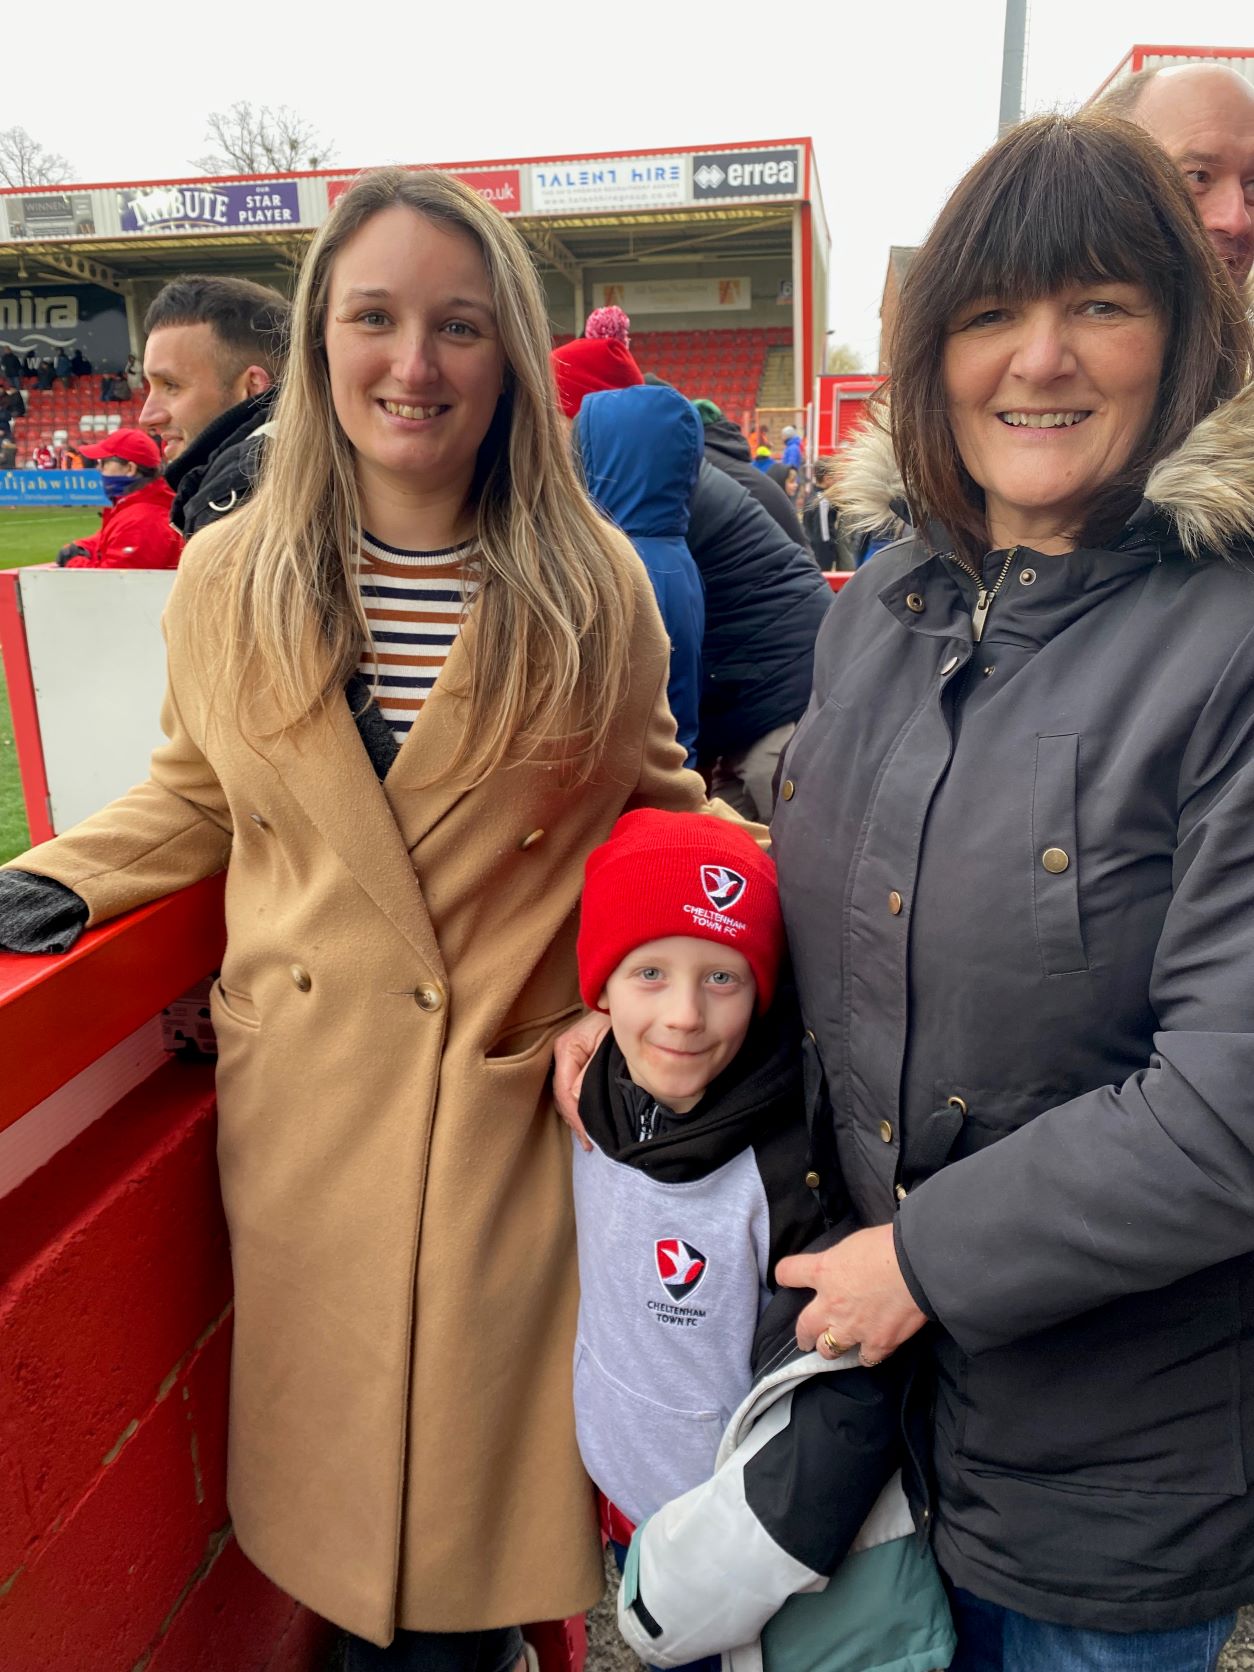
{"left": 552, "top": 1011, "right": 612, "bottom": 1150}
{"left": 776, "top": 1225, "right": 927, "bottom": 1366}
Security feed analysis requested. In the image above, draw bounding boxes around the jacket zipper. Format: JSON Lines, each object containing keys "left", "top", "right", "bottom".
{"left": 948, "top": 547, "right": 1018, "bottom": 643}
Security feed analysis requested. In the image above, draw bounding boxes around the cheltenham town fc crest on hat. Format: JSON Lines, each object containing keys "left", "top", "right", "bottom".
{"left": 700, "top": 865, "right": 746, "bottom": 911}
{"left": 655, "top": 1238, "right": 708, "bottom": 1303}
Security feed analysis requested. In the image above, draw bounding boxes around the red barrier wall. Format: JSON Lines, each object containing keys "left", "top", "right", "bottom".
{"left": 0, "top": 1058, "right": 336, "bottom": 1672}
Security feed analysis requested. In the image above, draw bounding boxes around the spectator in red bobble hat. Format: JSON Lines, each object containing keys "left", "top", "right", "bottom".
{"left": 56, "top": 428, "right": 183, "bottom": 570}
{"left": 551, "top": 305, "right": 644, "bottom": 418}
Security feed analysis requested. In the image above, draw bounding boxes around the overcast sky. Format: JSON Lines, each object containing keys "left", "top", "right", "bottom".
{"left": 8, "top": 0, "right": 1251, "bottom": 366}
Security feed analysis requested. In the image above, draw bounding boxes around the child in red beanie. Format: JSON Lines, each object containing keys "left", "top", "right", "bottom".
{"left": 571, "top": 809, "right": 953, "bottom": 1672}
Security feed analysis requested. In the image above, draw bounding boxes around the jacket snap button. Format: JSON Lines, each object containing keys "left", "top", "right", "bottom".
{"left": 941, "top": 655, "right": 959, "bottom": 676}
{"left": 290, "top": 964, "right": 312, "bottom": 992}
{"left": 947, "top": 1095, "right": 968, "bottom": 1116}
{"left": 519, "top": 829, "right": 545, "bottom": 850}
{"left": 414, "top": 984, "right": 444, "bottom": 1013}
{"left": 781, "top": 779, "right": 796, "bottom": 801}
{"left": 805, "top": 1028, "right": 817, "bottom": 1044}
{"left": 1019, "top": 568, "right": 1037, "bottom": 586}
{"left": 888, "top": 890, "right": 903, "bottom": 915}
{"left": 805, "top": 1170, "right": 821, "bottom": 1190}
{"left": 879, "top": 1120, "right": 894, "bottom": 1144}
{"left": 249, "top": 811, "right": 270, "bottom": 830}
{"left": 906, "top": 593, "right": 926, "bottom": 614}
{"left": 1041, "top": 847, "right": 1070, "bottom": 874}
{"left": 895, "top": 1183, "right": 908, "bottom": 1201}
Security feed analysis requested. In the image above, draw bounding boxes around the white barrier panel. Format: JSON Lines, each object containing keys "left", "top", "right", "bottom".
{"left": 20, "top": 566, "right": 176, "bottom": 833}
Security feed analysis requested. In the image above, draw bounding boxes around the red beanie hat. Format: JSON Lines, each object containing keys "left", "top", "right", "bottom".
{"left": 551, "top": 305, "right": 644, "bottom": 418}
{"left": 578, "top": 810, "right": 783, "bottom": 1014}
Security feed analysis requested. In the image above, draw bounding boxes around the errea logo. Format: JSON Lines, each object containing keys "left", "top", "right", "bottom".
{"left": 693, "top": 163, "right": 726, "bottom": 192}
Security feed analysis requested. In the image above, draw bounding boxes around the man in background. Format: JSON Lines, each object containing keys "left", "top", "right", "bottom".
{"left": 1100, "top": 63, "right": 1254, "bottom": 291}
{"left": 138, "top": 275, "right": 289, "bottom": 535}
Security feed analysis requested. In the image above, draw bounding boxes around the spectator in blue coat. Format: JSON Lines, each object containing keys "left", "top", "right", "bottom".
{"left": 576, "top": 383, "right": 705, "bottom": 768}
{"left": 780, "top": 424, "right": 804, "bottom": 469}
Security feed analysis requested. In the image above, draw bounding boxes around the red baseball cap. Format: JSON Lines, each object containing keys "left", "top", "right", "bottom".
{"left": 79, "top": 428, "right": 162, "bottom": 470}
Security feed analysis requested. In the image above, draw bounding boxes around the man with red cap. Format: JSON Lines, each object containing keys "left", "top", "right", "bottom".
{"left": 56, "top": 429, "right": 183, "bottom": 570}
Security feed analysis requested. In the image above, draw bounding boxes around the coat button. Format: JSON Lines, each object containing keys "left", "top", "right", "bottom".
{"left": 519, "top": 829, "right": 545, "bottom": 850}
{"left": 250, "top": 811, "right": 270, "bottom": 830}
{"left": 1019, "top": 568, "right": 1036, "bottom": 586}
{"left": 895, "top": 1183, "right": 908, "bottom": 1201}
{"left": 805, "top": 1170, "right": 821, "bottom": 1190}
{"left": 290, "top": 964, "right": 312, "bottom": 992}
{"left": 414, "top": 984, "right": 444, "bottom": 1013}
{"left": 888, "top": 890, "right": 903, "bottom": 915}
{"left": 940, "top": 655, "right": 959, "bottom": 676}
{"left": 906, "top": 593, "right": 925, "bottom": 614}
{"left": 947, "top": 1095, "right": 968, "bottom": 1115}
{"left": 781, "top": 779, "right": 796, "bottom": 801}
{"left": 1041, "top": 847, "right": 1070, "bottom": 874}
{"left": 879, "top": 1119, "right": 894, "bottom": 1143}
{"left": 805, "top": 1028, "right": 817, "bottom": 1044}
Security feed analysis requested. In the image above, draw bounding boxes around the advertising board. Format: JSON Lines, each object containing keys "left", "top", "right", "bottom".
{"left": 3, "top": 192, "right": 95, "bottom": 240}
{"left": 326, "top": 168, "right": 521, "bottom": 215}
{"left": 530, "top": 155, "right": 686, "bottom": 215}
{"left": 0, "top": 470, "right": 106, "bottom": 507}
{"left": 118, "top": 181, "right": 301, "bottom": 234}
{"left": 594, "top": 276, "right": 751, "bottom": 314}
{"left": 0, "top": 283, "right": 130, "bottom": 369}
{"left": 692, "top": 148, "right": 801, "bottom": 201}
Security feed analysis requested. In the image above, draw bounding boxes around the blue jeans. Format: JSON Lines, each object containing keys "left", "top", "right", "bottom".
{"left": 950, "top": 1588, "right": 1237, "bottom": 1672}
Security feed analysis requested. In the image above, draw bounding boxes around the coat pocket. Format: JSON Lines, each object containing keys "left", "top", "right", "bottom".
{"left": 210, "top": 978, "right": 261, "bottom": 1030}
{"left": 484, "top": 1001, "right": 585, "bottom": 1067}
{"left": 1031, "top": 734, "right": 1088, "bottom": 975}
{"left": 953, "top": 1267, "right": 1245, "bottom": 1496}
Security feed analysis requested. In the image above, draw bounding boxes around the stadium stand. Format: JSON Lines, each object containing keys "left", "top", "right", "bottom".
{"left": 628, "top": 326, "right": 791, "bottom": 426}
{"left": 8, "top": 386, "right": 147, "bottom": 461}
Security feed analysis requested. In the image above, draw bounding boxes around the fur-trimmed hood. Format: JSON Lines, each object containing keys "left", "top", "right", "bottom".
{"left": 833, "top": 379, "right": 1254, "bottom": 560}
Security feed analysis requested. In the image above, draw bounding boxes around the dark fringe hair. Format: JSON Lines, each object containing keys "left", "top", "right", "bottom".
{"left": 889, "top": 113, "right": 1252, "bottom": 564}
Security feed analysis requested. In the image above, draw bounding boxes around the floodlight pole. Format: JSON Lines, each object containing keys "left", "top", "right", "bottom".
{"left": 998, "top": 0, "right": 1028, "bottom": 134}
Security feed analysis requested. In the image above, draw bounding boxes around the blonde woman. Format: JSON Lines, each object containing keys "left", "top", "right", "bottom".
{"left": 0, "top": 169, "right": 721, "bottom": 1667}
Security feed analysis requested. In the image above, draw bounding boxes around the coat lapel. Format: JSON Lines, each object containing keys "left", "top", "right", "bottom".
{"left": 258, "top": 684, "right": 447, "bottom": 982}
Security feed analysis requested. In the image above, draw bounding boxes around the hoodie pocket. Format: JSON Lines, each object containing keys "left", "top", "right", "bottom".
{"left": 574, "top": 1338, "right": 723, "bottom": 1523}
{"left": 1031, "top": 734, "right": 1088, "bottom": 976}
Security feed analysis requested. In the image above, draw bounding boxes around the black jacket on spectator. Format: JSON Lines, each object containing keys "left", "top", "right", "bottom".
{"left": 686, "top": 460, "right": 832, "bottom": 759}
{"left": 701, "top": 415, "right": 810, "bottom": 550}
{"left": 166, "top": 388, "right": 277, "bottom": 536}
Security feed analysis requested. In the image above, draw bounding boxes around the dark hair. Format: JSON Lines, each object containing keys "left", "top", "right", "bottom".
{"left": 143, "top": 275, "right": 290, "bottom": 382}
{"left": 889, "top": 113, "right": 1252, "bottom": 563}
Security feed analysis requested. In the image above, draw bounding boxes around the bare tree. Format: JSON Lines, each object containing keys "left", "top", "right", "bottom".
{"left": 193, "top": 102, "right": 335, "bottom": 174}
{"left": 0, "top": 126, "right": 73, "bottom": 188}
{"left": 825, "top": 342, "right": 866, "bottom": 375}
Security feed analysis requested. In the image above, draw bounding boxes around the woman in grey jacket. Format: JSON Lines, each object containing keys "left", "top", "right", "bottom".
{"left": 769, "top": 114, "right": 1254, "bottom": 1669}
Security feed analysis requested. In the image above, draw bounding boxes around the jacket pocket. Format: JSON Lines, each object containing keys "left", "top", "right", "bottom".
{"left": 953, "top": 1267, "right": 1244, "bottom": 1496}
{"left": 484, "top": 1001, "right": 585, "bottom": 1066}
{"left": 1031, "top": 734, "right": 1088, "bottom": 975}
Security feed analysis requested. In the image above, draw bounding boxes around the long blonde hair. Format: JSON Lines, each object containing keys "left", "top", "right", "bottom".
{"left": 203, "top": 167, "right": 635, "bottom": 782}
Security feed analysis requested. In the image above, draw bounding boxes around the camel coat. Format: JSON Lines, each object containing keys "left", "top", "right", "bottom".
{"left": 8, "top": 532, "right": 715, "bottom": 1645}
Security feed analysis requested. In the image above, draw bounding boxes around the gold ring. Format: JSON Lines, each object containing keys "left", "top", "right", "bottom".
{"left": 820, "top": 1328, "right": 845, "bottom": 1356}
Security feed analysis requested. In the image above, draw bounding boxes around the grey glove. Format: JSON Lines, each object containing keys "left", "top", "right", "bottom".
{"left": 0, "top": 870, "right": 90, "bottom": 953}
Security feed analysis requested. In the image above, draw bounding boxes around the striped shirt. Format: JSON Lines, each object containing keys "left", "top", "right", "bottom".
{"left": 356, "top": 531, "right": 480, "bottom": 739}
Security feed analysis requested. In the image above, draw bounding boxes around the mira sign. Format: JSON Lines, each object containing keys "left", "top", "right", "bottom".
{"left": 119, "top": 182, "right": 301, "bottom": 234}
